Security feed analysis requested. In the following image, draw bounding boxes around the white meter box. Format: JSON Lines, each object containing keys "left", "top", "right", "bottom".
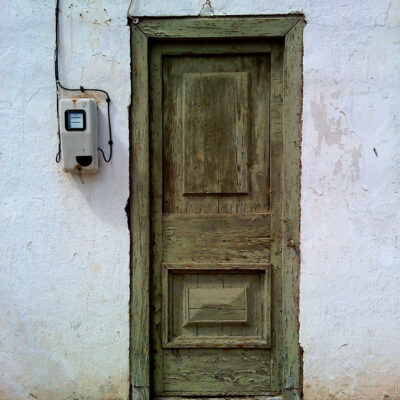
{"left": 60, "top": 98, "right": 98, "bottom": 173}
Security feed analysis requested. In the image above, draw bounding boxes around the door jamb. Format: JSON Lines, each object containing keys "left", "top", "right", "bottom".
{"left": 130, "top": 16, "right": 305, "bottom": 400}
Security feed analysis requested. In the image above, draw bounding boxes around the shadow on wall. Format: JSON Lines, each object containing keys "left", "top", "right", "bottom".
{"left": 58, "top": 91, "right": 128, "bottom": 227}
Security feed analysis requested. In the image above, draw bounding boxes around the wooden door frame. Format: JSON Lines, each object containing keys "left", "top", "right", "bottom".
{"left": 130, "top": 16, "right": 305, "bottom": 400}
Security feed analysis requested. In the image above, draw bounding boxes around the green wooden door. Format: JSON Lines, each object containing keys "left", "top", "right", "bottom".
{"left": 150, "top": 40, "right": 284, "bottom": 397}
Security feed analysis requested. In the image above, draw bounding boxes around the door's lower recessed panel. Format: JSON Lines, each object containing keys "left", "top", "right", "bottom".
{"left": 184, "top": 287, "right": 248, "bottom": 325}
{"left": 162, "top": 264, "right": 271, "bottom": 348}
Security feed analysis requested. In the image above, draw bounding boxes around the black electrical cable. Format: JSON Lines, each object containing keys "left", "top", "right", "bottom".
{"left": 54, "top": 0, "right": 113, "bottom": 163}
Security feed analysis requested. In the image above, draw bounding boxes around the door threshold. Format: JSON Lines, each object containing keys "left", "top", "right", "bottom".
{"left": 155, "top": 397, "right": 283, "bottom": 400}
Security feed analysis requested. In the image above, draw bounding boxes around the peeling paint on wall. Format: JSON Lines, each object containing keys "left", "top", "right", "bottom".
{"left": 0, "top": 0, "right": 399, "bottom": 399}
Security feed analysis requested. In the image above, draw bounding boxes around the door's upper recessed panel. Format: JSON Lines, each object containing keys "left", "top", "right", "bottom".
{"left": 162, "top": 53, "right": 271, "bottom": 214}
{"left": 183, "top": 72, "right": 249, "bottom": 195}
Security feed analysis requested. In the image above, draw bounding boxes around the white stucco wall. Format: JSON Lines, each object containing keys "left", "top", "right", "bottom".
{"left": 1, "top": 1, "right": 131, "bottom": 399}
{"left": 1, "top": 0, "right": 399, "bottom": 399}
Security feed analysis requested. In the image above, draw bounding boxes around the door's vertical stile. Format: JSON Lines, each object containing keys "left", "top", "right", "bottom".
{"left": 269, "top": 42, "right": 285, "bottom": 392}
{"left": 247, "top": 55, "right": 271, "bottom": 213}
{"left": 150, "top": 44, "right": 164, "bottom": 394}
{"left": 251, "top": 54, "right": 271, "bottom": 213}
{"left": 161, "top": 56, "right": 177, "bottom": 214}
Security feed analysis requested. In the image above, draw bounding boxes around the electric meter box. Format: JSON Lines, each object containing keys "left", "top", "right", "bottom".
{"left": 59, "top": 98, "right": 98, "bottom": 173}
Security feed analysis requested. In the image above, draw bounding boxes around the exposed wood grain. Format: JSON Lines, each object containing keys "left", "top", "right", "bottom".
{"left": 183, "top": 72, "right": 249, "bottom": 194}
{"left": 163, "top": 349, "right": 272, "bottom": 394}
{"left": 282, "top": 388, "right": 301, "bottom": 400}
{"left": 130, "top": 24, "right": 150, "bottom": 390}
{"left": 149, "top": 44, "right": 165, "bottom": 393}
{"left": 131, "top": 387, "right": 149, "bottom": 400}
{"left": 162, "top": 266, "right": 271, "bottom": 348}
{"left": 196, "top": 273, "right": 222, "bottom": 337}
{"left": 165, "top": 336, "right": 271, "bottom": 349}
{"left": 185, "top": 287, "right": 247, "bottom": 324}
{"left": 281, "top": 21, "right": 304, "bottom": 396}
{"left": 155, "top": 397, "right": 282, "bottom": 400}
{"left": 138, "top": 17, "right": 300, "bottom": 39}
{"left": 188, "top": 307, "right": 247, "bottom": 323}
{"left": 155, "top": 397, "right": 283, "bottom": 400}
{"left": 163, "top": 51, "right": 270, "bottom": 214}
{"left": 163, "top": 214, "right": 270, "bottom": 263}
{"left": 269, "top": 42, "right": 285, "bottom": 392}
{"left": 169, "top": 271, "right": 198, "bottom": 343}
{"left": 164, "top": 263, "right": 270, "bottom": 271}
{"left": 223, "top": 273, "right": 254, "bottom": 338}
{"left": 151, "top": 41, "right": 273, "bottom": 56}
{"left": 188, "top": 287, "right": 246, "bottom": 309}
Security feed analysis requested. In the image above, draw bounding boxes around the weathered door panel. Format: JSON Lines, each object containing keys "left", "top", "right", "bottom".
{"left": 150, "top": 41, "right": 283, "bottom": 396}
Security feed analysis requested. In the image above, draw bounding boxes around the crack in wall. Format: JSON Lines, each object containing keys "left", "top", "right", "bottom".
{"left": 199, "top": 0, "right": 214, "bottom": 16}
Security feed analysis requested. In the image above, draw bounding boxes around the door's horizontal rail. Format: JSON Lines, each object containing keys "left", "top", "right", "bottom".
{"left": 163, "top": 213, "right": 271, "bottom": 264}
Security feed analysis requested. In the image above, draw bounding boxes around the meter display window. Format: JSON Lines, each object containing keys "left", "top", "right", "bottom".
{"left": 65, "top": 110, "right": 86, "bottom": 131}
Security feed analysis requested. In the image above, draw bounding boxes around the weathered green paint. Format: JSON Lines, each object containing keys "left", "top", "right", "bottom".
{"left": 162, "top": 214, "right": 271, "bottom": 263}
{"left": 138, "top": 17, "right": 300, "bottom": 39}
{"left": 182, "top": 71, "right": 249, "bottom": 194}
{"left": 130, "top": 24, "right": 150, "bottom": 393}
{"left": 130, "top": 17, "right": 304, "bottom": 400}
{"left": 149, "top": 38, "right": 164, "bottom": 394}
{"left": 162, "top": 263, "right": 272, "bottom": 349}
{"left": 281, "top": 20, "right": 305, "bottom": 394}
{"left": 151, "top": 42, "right": 273, "bottom": 395}
{"left": 269, "top": 42, "right": 285, "bottom": 392}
